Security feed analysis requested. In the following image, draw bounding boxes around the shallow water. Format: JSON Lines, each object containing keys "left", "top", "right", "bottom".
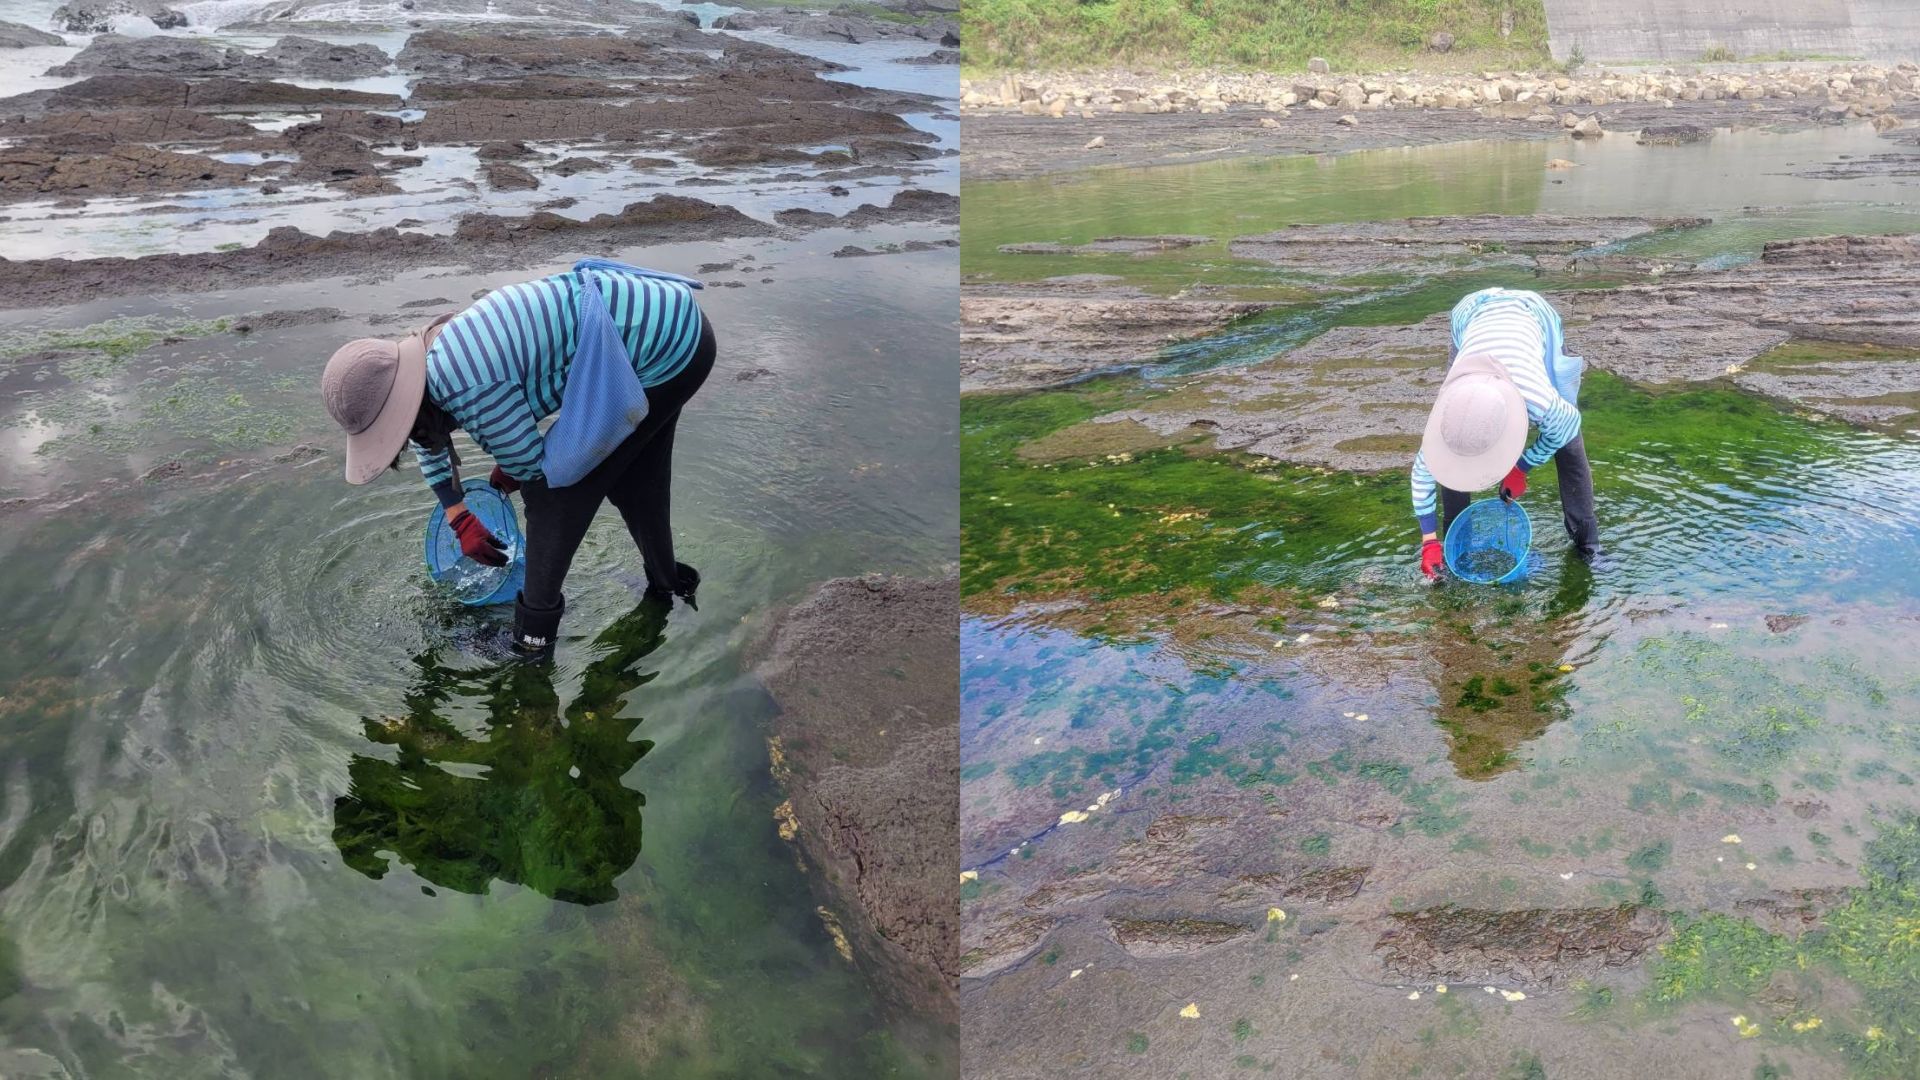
{"left": 960, "top": 125, "right": 1920, "bottom": 1077}
{"left": 3, "top": 32, "right": 957, "bottom": 1051}
{"left": 963, "top": 122, "right": 1920, "bottom": 283}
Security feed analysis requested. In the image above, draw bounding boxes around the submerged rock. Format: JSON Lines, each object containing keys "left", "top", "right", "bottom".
{"left": 752, "top": 574, "right": 959, "bottom": 1024}
{"left": 1375, "top": 904, "right": 1668, "bottom": 985}
{"left": 960, "top": 294, "right": 1281, "bottom": 393}
{"left": 1637, "top": 124, "right": 1711, "bottom": 145}
{"left": 1108, "top": 915, "right": 1253, "bottom": 956}
{"left": 997, "top": 234, "right": 1211, "bottom": 257}
{"left": 1226, "top": 214, "right": 1708, "bottom": 277}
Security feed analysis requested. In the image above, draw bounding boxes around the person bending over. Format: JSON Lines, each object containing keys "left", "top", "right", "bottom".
{"left": 1413, "top": 287, "right": 1598, "bottom": 580}
{"left": 321, "top": 263, "right": 714, "bottom": 655}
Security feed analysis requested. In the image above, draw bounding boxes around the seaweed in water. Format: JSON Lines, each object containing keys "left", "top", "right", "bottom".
{"left": 332, "top": 600, "right": 670, "bottom": 905}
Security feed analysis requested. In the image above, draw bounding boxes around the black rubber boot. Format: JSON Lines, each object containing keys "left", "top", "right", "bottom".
{"left": 512, "top": 592, "right": 565, "bottom": 659}
{"left": 643, "top": 562, "right": 700, "bottom": 608}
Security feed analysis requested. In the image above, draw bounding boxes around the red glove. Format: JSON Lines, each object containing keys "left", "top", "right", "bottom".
{"left": 488, "top": 465, "right": 520, "bottom": 496}
{"left": 1420, "top": 539, "right": 1445, "bottom": 580}
{"left": 1500, "top": 465, "right": 1528, "bottom": 502}
{"left": 452, "top": 509, "right": 508, "bottom": 567}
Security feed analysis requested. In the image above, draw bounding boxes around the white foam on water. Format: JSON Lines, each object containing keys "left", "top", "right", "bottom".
{"left": 171, "top": 0, "right": 287, "bottom": 28}
{"left": 214, "top": 112, "right": 322, "bottom": 132}
{"left": 104, "top": 10, "right": 169, "bottom": 34}
{"left": 0, "top": 44, "right": 82, "bottom": 94}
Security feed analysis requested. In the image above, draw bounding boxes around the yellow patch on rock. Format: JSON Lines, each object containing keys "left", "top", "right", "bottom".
{"left": 816, "top": 906, "right": 853, "bottom": 962}
{"left": 774, "top": 799, "right": 800, "bottom": 841}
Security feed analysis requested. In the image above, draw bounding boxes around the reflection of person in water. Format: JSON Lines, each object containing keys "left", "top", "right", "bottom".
{"left": 332, "top": 600, "right": 669, "bottom": 905}
{"left": 1430, "top": 555, "right": 1594, "bottom": 779}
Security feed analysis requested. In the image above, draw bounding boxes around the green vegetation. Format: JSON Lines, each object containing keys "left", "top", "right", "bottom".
{"left": 1648, "top": 815, "right": 1920, "bottom": 1077}
{"left": 0, "top": 315, "right": 232, "bottom": 365}
{"left": 961, "top": 378, "right": 1403, "bottom": 603}
{"left": 1625, "top": 839, "right": 1671, "bottom": 875}
{"left": 962, "top": 0, "right": 1550, "bottom": 72}
{"left": 962, "top": 365, "right": 1858, "bottom": 610}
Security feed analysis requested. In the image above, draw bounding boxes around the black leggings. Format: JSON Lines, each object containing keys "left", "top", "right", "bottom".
{"left": 1440, "top": 434, "right": 1600, "bottom": 560}
{"left": 518, "top": 315, "right": 716, "bottom": 611}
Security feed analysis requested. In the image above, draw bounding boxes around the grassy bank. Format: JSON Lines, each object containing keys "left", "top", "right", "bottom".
{"left": 962, "top": 0, "right": 1551, "bottom": 73}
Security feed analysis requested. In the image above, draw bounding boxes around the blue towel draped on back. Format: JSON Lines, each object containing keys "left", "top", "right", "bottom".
{"left": 540, "top": 259, "right": 705, "bottom": 487}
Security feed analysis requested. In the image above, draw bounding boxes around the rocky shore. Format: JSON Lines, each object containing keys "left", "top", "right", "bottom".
{"left": 753, "top": 573, "right": 961, "bottom": 1027}
{"left": 965, "top": 61, "right": 1919, "bottom": 117}
{"left": 960, "top": 61, "right": 1920, "bottom": 178}
{"left": 970, "top": 227, "right": 1920, "bottom": 472}
{"left": 0, "top": 188, "right": 957, "bottom": 309}
{"left": 0, "top": 0, "right": 958, "bottom": 303}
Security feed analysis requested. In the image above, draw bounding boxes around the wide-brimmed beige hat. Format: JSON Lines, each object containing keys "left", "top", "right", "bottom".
{"left": 1420, "top": 353, "right": 1528, "bottom": 492}
{"left": 321, "top": 330, "right": 429, "bottom": 485}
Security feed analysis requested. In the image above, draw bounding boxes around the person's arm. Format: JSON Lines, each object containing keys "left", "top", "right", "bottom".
{"left": 1411, "top": 450, "right": 1440, "bottom": 540}
{"left": 447, "top": 380, "right": 546, "bottom": 489}
{"left": 412, "top": 440, "right": 466, "bottom": 521}
{"left": 1412, "top": 450, "right": 1445, "bottom": 579}
{"left": 1518, "top": 391, "right": 1582, "bottom": 472}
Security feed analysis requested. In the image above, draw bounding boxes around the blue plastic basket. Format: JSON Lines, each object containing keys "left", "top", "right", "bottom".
{"left": 1443, "top": 498, "right": 1532, "bottom": 585}
{"left": 423, "top": 478, "right": 525, "bottom": 606}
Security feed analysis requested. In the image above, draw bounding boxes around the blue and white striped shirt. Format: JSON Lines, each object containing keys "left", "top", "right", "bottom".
{"left": 411, "top": 267, "right": 703, "bottom": 490}
{"left": 1411, "top": 294, "right": 1582, "bottom": 533}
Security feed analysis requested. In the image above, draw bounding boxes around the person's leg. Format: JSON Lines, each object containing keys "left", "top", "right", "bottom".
{"left": 1439, "top": 485, "right": 1472, "bottom": 538}
{"left": 606, "top": 315, "right": 716, "bottom": 599}
{"left": 1553, "top": 435, "right": 1601, "bottom": 560}
{"left": 608, "top": 412, "right": 682, "bottom": 594}
{"left": 513, "top": 479, "right": 604, "bottom": 652}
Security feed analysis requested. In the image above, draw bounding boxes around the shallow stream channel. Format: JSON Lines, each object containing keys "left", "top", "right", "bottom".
{"left": 960, "top": 119, "right": 1920, "bottom": 1079}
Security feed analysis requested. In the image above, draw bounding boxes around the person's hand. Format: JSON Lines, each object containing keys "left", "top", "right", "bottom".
{"left": 452, "top": 509, "right": 509, "bottom": 566}
{"left": 1420, "top": 539, "right": 1445, "bottom": 580}
{"left": 488, "top": 465, "right": 520, "bottom": 496}
{"left": 1500, "top": 465, "right": 1528, "bottom": 502}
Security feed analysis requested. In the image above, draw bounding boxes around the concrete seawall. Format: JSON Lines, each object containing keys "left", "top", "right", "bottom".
{"left": 1544, "top": 0, "right": 1920, "bottom": 63}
